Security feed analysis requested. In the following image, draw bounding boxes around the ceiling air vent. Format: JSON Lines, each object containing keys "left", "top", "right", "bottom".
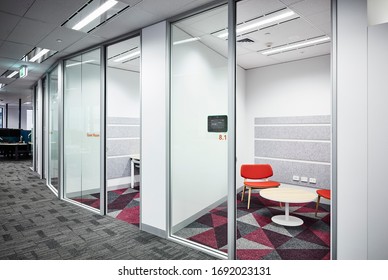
{"left": 237, "top": 38, "right": 255, "bottom": 43}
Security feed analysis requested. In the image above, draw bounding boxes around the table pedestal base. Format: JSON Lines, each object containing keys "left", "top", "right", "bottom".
{"left": 271, "top": 215, "right": 303, "bottom": 226}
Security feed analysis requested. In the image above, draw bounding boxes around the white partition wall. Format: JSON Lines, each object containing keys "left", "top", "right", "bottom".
{"left": 336, "top": 0, "right": 368, "bottom": 259}
{"left": 141, "top": 21, "right": 168, "bottom": 237}
{"left": 367, "top": 22, "right": 388, "bottom": 260}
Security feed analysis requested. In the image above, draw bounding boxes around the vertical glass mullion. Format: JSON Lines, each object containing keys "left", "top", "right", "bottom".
{"left": 227, "top": 0, "right": 237, "bottom": 260}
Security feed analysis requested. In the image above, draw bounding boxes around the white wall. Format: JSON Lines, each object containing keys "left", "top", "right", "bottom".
{"left": 367, "top": 22, "right": 388, "bottom": 259}
{"left": 337, "top": 0, "right": 368, "bottom": 259}
{"left": 107, "top": 67, "right": 140, "bottom": 118}
{"left": 245, "top": 55, "right": 331, "bottom": 163}
{"left": 141, "top": 21, "right": 168, "bottom": 237}
{"left": 368, "top": 0, "right": 388, "bottom": 25}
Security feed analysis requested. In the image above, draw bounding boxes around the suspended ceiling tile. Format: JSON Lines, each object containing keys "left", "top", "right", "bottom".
{"left": 136, "top": 0, "right": 197, "bottom": 18}
{"left": 7, "top": 18, "right": 57, "bottom": 46}
{"left": 0, "top": 11, "right": 21, "bottom": 40}
{"left": 63, "top": 35, "right": 106, "bottom": 55}
{"left": 37, "top": 27, "right": 86, "bottom": 52}
{"left": 0, "top": 57, "right": 19, "bottom": 69}
{"left": 237, "top": 0, "right": 286, "bottom": 23}
{"left": 24, "top": 0, "right": 88, "bottom": 25}
{"left": 306, "top": 10, "right": 331, "bottom": 35}
{"left": 0, "top": 0, "right": 35, "bottom": 16}
{"left": 183, "top": 9, "right": 228, "bottom": 35}
{"left": 0, "top": 41, "right": 33, "bottom": 60}
{"left": 290, "top": 0, "right": 330, "bottom": 17}
{"left": 256, "top": 17, "right": 325, "bottom": 48}
{"left": 279, "top": 0, "right": 305, "bottom": 5}
{"left": 267, "top": 42, "right": 330, "bottom": 62}
{"left": 91, "top": 7, "right": 156, "bottom": 39}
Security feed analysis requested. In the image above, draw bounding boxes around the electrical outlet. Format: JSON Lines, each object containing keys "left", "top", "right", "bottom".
{"left": 293, "top": 175, "right": 300, "bottom": 181}
{"left": 301, "top": 176, "right": 308, "bottom": 183}
{"left": 309, "top": 178, "right": 317, "bottom": 184}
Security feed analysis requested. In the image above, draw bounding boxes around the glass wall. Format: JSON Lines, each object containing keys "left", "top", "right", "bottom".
{"left": 48, "top": 66, "right": 59, "bottom": 192}
{"left": 105, "top": 37, "right": 141, "bottom": 224}
{"left": 64, "top": 49, "right": 101, "bottom": 211}
{"left": 170, "top": 4, "right": 229, "bottom": 256}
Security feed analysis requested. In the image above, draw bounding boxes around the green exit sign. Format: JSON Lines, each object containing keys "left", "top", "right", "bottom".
{"left": 19, "top": 66, "right": 28, "bottom": 78}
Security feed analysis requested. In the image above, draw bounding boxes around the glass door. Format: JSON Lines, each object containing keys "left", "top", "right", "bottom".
{"left": 170, "top": 3, "right": 230, "bottom": 257}
{"left": 105, "top": 36, "right": 141, "bottom": 225}
{"left": 64, "top": 49, "right": 102, "bottom": 211}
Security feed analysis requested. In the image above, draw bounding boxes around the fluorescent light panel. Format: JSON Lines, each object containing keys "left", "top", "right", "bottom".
{"left": 114, "top": 51, "right": 140, "bottom": 62}
{"left": 173, "top": 37, "right": 200, "bottom": 45}
{"left": 29, "top": 49, "right": 50, "bottom": 62}
{"left": 261, "top": 36, "right": 331, "bottom": 55}
{"left": 218, "top": 10, "right": 295, "bottom": 38}
{"left": 66, "top": 60, "right": 95, "bottom": 68}
{"left": 72, "top": 0, "right": 118, "bottom": 31}
{"left": 7, "top": 71, "right": 18, "bottom": 78}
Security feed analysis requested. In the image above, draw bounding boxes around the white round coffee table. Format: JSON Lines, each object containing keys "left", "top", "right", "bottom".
{"left": 260, "top": 188, "right": 317, "bottom": 226}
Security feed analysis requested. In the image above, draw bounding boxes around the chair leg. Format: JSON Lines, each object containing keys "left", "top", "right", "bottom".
{"left": 247, "top": 187, "right": 252, "bottom": 209}
{"left": 241, "top": 185, "right": 246, "bottom": 201}
{"left": 315, "top": 195, "right": 321, "bottom": 217}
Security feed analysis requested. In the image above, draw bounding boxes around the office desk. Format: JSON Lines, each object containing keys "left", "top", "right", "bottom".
{"left": 0, "top": 143, "right": 29, "bottom": 160}
{"left": 260, "top": 188, "right": 317, "bottom": 226}
{"left": 129, "top": 154, "right": 140, "bottom": 188}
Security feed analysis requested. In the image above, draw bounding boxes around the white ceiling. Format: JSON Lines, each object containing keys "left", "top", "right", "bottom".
{"left": 175, "top": 0, "right": 331, "bottom": 69}
{"left": 0, "top": 0, "right": 331, "bottom": 106}
{"left": 0, "top": 0, "right": 215, "bottom": 105}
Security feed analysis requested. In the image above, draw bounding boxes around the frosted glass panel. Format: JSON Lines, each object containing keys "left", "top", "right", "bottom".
{"left": 64, "top": 49, "right": 101, "bottom": 210}
{"left": 170, "top": 5, "right": 229, "bottom": 255}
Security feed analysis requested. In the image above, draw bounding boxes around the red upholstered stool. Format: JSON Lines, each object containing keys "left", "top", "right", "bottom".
{"left": 315, "top": 189, "right": 331, "bottom": 217}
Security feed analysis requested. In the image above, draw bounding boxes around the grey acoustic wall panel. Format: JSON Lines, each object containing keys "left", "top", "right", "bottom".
{"left": 107, "top": 117, "right": 140, "bottom": 125}
{"left": 255, "top": 125, "right": 331, "bottom": 140}
{"left": 254, "top": 158, "right": 330, "bottom": 189}
{"left": 106, "top": 117, "right": 140, "bottom": 181}
{"left": 254, "top": 115, "right": 331, "bottom": 188}
{"left": 107, "top": 139, "right": 140, "bottom": 156}
{"left": 255, "top": 140, "right": 331, "bottom": 162}
{"left": 107, "top": 157, "right": 131, "bottom": 179}
{"left": 107, "top": 125, "right": 140, "bottom": 138}
{"left": 255, "top": 115, "right": 331, "bottom": 125}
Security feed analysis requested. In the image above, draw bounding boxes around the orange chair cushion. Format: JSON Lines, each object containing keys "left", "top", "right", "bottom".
{"left": 244, "top": 180, "right": 280, "bottom": 189}
{"left": 317, "top": 189, "right": 331, "bottom": 199}
{"left": 241, "top": 164, "right": 273, "bottom": 179}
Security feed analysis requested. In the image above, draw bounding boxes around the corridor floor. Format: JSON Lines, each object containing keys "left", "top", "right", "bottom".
{"left": 0, "top": 160, "right": 214, "bottom": 260}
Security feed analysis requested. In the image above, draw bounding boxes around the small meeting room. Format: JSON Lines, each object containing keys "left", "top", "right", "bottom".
{"left": 169, "top": 0, "right": 332, "bottom": 260}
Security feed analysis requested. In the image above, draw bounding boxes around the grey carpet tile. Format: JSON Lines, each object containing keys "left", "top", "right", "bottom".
{"left": 0, "top": 160, "right": 215, "bottom": 260}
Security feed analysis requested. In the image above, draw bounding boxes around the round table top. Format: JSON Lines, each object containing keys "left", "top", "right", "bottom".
{"left": 260, "top": 188, "right": 317, "bottom": 203}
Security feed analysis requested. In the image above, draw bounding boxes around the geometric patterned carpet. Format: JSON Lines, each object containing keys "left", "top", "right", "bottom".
{"left": 107, "top": 186, "right": 140, "bottom": 227}
{"left": 71, "top": 186, "right": 140, "bottom": 227}
{"left": 175, "top": 191, "right": 330, "bottom": 260}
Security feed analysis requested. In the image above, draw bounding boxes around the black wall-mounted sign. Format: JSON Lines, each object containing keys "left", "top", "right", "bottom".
{"left": 208, "top": 115, "right": 228, "bottom": 132}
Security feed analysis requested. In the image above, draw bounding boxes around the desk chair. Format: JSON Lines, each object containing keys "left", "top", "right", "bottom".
{"left": 240, "top": 164, "right": 280, "bottom": 209}
{"left": 315, "top": 189, "right": 331, "bottom": 217}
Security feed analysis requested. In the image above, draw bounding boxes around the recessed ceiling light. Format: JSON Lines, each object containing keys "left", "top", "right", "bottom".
{"left": 7, "top": 71, "right": 18, "bottom": 78}
{"left": 261, "top": 36, "right": 331, "bottom": 55}
{"left": 114, "top": 51, "right": 141, "bottom": 62}
{"left": 30, "top": 49, "right": 50, "bottom": 62}
{"left": 173, "top": 37, "right": 200, "bottom": 45}
{"left": 72, "top": 0, "right": 118, "bottom": 31}
{"left": 56, "top": 39, "right": 63, "bottom": 43}
{"left": 218, "top": 10, "right": 296, "bottom": 38}
{"left": 66, "top": 60, "right": 95, "bottom": 68}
